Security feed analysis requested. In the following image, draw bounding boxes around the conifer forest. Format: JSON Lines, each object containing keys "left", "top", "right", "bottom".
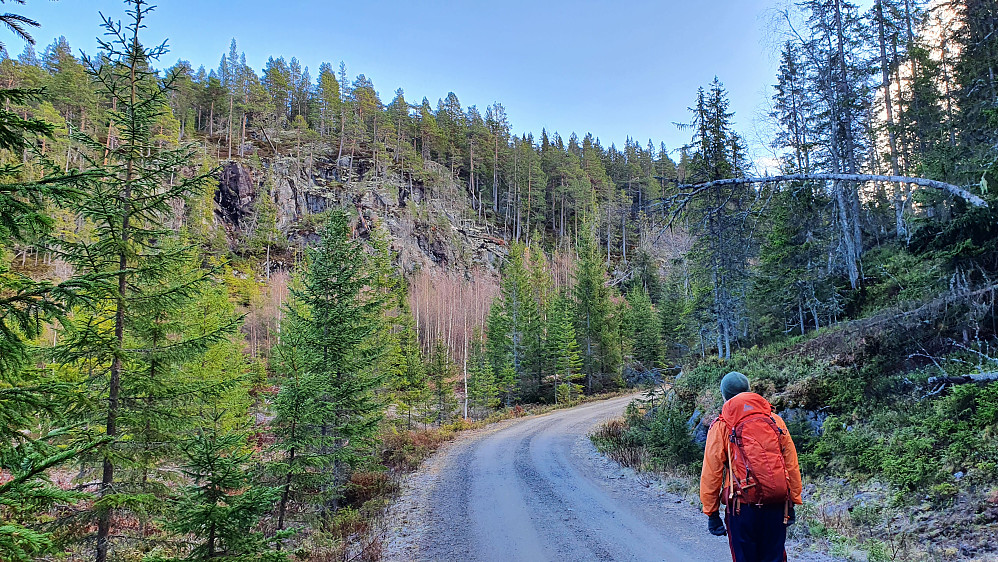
{"left": 2, "top": 0, "right": 998, "bottom": 560}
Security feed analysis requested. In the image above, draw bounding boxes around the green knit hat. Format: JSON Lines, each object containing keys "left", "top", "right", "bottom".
{"left": 720, "top": 371, "right": 750, "bottom": 401}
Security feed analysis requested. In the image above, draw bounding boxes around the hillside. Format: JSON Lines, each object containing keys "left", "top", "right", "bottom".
{"left": 2, "top": 0, "right": 998, "bottom": 561}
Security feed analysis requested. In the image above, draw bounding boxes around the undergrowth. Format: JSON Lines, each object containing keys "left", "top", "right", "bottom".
{"left": 590, "top": 334, "right": 998, "bottom": 561}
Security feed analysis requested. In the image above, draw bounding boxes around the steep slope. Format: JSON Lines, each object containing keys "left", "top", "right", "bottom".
{"left": 212, "top": 151, "right": 509, "bottom": 275}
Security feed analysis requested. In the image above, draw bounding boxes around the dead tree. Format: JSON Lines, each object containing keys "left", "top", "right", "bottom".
{"left": 672, "top": 174, "right": 987, "bottom": 208}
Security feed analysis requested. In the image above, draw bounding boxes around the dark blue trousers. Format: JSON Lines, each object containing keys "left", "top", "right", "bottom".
{"left": 725, "top": 503, "right": 788, "bottom": 562}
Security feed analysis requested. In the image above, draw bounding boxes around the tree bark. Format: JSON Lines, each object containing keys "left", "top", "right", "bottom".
{"left": 927, "top": 372, "right": 998, "bottom": 385}
{"left": 227, "top": 93, "right": 233, "bottom": 160}
{"left": 97, "top": 17, "right": 141, "bottom": 562}
{"left": 875, "top": 0, "right": 905, "bottom": 237}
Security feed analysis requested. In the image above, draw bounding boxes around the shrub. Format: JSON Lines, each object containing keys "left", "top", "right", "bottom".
{"left": 590, "top": 417, "right": 647, "bottom": 469}
{"left": 806, "top": 417, "right": 884, "bottom": 476}
{"left": 380, "top": 427, "right": 454, "bottom": 471}
{"left": 345, "top": 472, "right": 398, "bottom": 508}
{"left": 641, "top": 405, "right": 702, "bottom": 473}
{"left": 881, "top": 429, "right": 943, "bottom": 491}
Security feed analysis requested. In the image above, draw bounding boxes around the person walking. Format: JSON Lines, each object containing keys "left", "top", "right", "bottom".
{"left": 700, "top": 371, "right": 803, "bottom": 562}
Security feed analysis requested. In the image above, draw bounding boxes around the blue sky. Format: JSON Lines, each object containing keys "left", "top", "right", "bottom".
{"left": 14, "top": 0, "right": 867, "bottom": 163}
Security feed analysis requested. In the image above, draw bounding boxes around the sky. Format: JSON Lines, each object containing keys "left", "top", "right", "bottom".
{"left": 14, "top": 0, "right": 868, "bottom": 164}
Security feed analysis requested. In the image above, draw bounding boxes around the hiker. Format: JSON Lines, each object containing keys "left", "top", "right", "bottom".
{"left": 700, "top": 371, "right": 803, "bottom": 562}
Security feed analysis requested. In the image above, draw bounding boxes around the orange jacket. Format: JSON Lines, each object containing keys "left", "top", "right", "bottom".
{"left": 699, "top": 396, "right": 803, "bottom": 515}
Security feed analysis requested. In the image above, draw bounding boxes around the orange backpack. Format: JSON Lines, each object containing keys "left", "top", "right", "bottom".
{"left": 719, "top": 393, "right": 790, "bottom": 509}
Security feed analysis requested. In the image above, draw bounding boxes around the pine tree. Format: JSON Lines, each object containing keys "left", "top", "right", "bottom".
{"left": 316, "top": 62, "right": 339, "bottom": 138}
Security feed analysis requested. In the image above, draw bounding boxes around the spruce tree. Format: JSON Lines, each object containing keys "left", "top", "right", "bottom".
{"left": 490, "top": 243, "right": 542, "bottom": 400}
{"left": 546, "top": 292, "right": 582, "bottom": 404}
{"left": 681, "top": 80, "right": 752, "bottom": 359}
{"left": 485, "top": 302, "right": 516, "bottom": 406}
{"left": 623, "top": 287, "right": 663, "bottom": 370}
{"left": 155, "top": 414, "right": 288, "bottom": 561}
{"left": 367, "top": 228, "right": 428, "bottom": 430}
{"left": 383, "top": 284, "right": 427, "bottom": 429}
{"left": 523, "top": 247, "right": 550, "bottom": 400}
{"left": 573, "top": 219, "right": 621, "bottom": 392}
{"left": 272, "top": 209, "right": 386, "bottom": 518}
{"left": 0, "top": 26, "right": 108, "bottom": 561}
{"left": 426, "top": 339, "right": 457, "bottom": 425}
{"left": 270, "top": 296, "right": 321, "bottom": 532}
{"left": 466, "top": 335, "right": 498, "bottom": 420}
{"left": 49, "top": 4, "right": 234, "bottom": 559}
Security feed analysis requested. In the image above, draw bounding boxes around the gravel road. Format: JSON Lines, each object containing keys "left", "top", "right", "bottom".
{"left": 381, "top": 394, "right": 734, "bottom": 562}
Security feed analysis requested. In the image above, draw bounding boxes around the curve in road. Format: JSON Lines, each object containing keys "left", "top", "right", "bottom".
{"left": 382, "top": 395, "right": 732, "bottom": 562}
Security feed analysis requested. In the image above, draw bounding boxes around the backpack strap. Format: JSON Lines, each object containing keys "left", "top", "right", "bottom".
{"left": 726, "top": 435, "right": 740, "bottom": 514}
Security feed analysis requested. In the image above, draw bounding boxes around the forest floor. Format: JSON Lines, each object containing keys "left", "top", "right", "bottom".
{"left": 378, "top": 394, "right": 839, "bottom": 562}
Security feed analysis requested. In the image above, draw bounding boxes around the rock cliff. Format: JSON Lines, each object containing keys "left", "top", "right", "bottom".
{"left": 212, "top": 153, "right": 507, "bottom": 275}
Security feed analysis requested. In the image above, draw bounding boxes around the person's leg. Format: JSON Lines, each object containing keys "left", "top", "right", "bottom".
{"left": 725, "top": 504, "right": 757, "bottom": 562}
{"left": 754, "top": 504, "right": 788, "bottom": 562}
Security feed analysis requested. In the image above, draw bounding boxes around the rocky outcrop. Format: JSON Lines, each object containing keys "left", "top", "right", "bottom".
{"left": 215, "top": 161, "right": 256, "bottom": 227}
{"left": 212, "top": 152, "right": 508, "bottom": 275}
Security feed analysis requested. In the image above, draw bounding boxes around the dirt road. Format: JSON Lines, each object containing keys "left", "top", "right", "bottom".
{"left": 381, "top": 395, "right": 733, "bottom": 561}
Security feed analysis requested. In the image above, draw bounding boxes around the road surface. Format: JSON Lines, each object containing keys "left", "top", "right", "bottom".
{"left": 381, "top": 394, "right": 734, "bottom": 561}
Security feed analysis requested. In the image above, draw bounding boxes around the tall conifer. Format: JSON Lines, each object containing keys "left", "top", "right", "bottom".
{"left": 271, "top": 210, "right": 386, "bottom": 518}
{"left": 49, "top": 4, "right": 234, "bottom": 559}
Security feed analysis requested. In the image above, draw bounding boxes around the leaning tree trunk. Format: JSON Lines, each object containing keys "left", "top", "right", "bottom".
{"left": 675, "top": 174, "right": 987, "bottom": 208}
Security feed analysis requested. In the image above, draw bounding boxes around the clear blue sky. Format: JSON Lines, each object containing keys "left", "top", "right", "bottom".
{"left": 13, "top": 0, "right": 867, "bottom": 162}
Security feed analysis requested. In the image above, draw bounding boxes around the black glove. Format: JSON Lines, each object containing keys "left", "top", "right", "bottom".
{"left": 707, "top": 512, "right": 726, "bottom": 536}
{"left": 786, "top": 505, "right": 796, "bottom": 526}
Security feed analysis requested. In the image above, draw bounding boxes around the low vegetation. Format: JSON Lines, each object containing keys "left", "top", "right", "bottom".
{"left": 4, "top": 0, "right": 998, "bottom": 560}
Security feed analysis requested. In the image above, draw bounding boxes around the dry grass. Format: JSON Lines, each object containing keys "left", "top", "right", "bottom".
{"left": 589, "top": 417, "right": 651, "bottom": 470}
{"left": 380, "top": 427, "right": 457, "bottom": 472}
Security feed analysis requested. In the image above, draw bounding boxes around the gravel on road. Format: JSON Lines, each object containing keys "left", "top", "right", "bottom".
{"left": 380, "top": 395, "right": 734, "bottom": 561}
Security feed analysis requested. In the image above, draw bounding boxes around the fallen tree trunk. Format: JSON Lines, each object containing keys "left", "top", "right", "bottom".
{"left": 927, "top": 372, "right": 998, "bottom": 385}
{"left": 677, "top": 173, "right": 988, "bottom": 208}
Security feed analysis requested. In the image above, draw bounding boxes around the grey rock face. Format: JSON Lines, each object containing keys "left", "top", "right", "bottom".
{"left": 215, "top": 161, "right": 256, "bottom": 227}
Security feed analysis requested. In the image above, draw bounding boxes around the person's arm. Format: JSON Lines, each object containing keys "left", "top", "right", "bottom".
{"left": 773, "top": 414, "right": 803, "bottom": 505}
{"left": 699, "top": 419, "right": 727, "bottom": 514}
